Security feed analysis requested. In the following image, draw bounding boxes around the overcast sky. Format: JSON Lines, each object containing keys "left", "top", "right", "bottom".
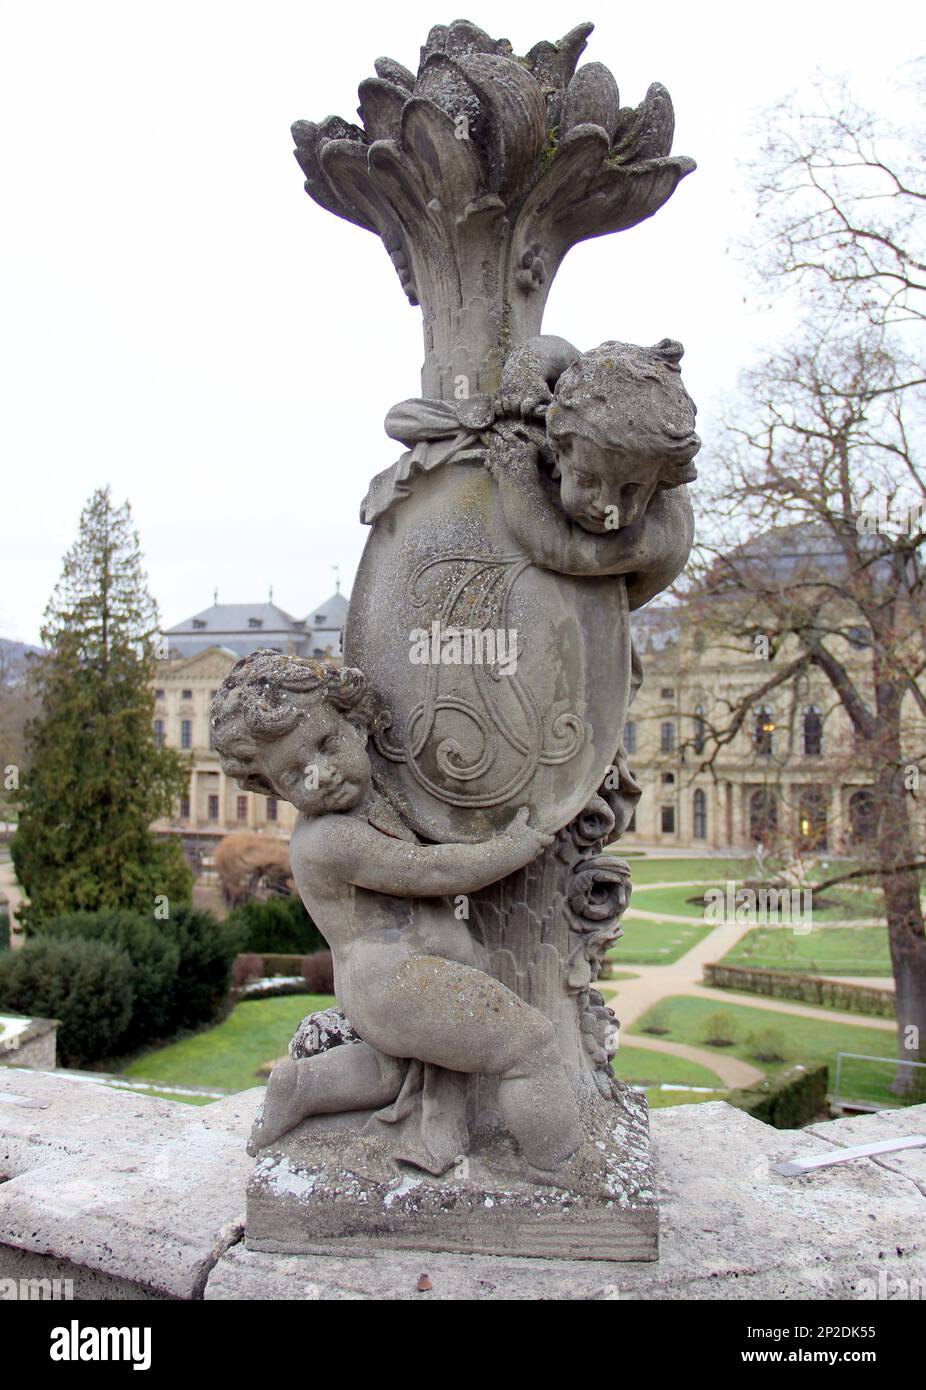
{"left": 1, "top": 0, "right": 920, "bottom": 645}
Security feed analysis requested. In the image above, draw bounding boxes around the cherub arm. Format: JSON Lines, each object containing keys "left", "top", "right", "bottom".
{"left": 492, "top": 440, "right": 694, "bottom": 600}
{"left": 298, "top": 808, "right": 551, "bottom": 899}
{"left": 498, "top": 336, "right": 581, "bottom": 419}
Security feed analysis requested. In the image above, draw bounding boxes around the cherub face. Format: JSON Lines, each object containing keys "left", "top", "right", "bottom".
{"left": 238, "top": 701, "right": 372, "bottom": 817}
{"left": 554, "top": 436, "right": 661, "bottom": 534}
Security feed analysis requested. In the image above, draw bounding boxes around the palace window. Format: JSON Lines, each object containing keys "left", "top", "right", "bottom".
{"left": 181, "top": 719, "right": 192, "bottom": 749}
{"left": 154, "top": 688, "right": 165, "bottom": 701}
{"left": 693, "top": 704, "right": 706, "bottom": 755}
{"left": 153, "top": 719, "right": 164, "bottom": 749}
{"left": 624, "top": 721, "right": 637, "bottom": 755}
{"left": 802, "top": 705, "right": 823, "bottom": 756}
{"left": 693, "top": 788, "right": 707, "bottom": 840}
{"left": 237, "top": 796, "right": 248, "bottom": 821}
{"left": 181, "top": 689, "right": 193, "bottom": 701}
{"left": 660, "top": 805, "right": 676, "bottom": 834}
{"left": 754, "top": 707, "right": 775, "bottom": 756}
{"left": 208, "top": 795, "right": 219, "bottom": 821}
{"left": 180, "top": 794, "right": 190, "bottom": 819}
{"left": 749, "top": 789, "right": 778, "bottom": 842}
{"left": 267, "top": 798, "right": 278, "bottom": 822}
{"left": 849, "top": 788, "right": 878, "bottom": 842}
{"left": 660, "top": 722, "right": 675, "bottom": 753}
{"left": 660, "top": 687, "right": 674, "bottom": 700}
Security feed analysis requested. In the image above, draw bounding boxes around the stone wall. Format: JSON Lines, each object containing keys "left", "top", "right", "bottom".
{"left": 0, "top": 1018, "right": 57, "bottom": 1070}
{"left": 0, "top": 1068, "right": 923, "bottom": 1300}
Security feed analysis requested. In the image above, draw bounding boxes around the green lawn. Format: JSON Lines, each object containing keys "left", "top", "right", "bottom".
{"left": 610, "top": 856, "right": 751, "bottom": 885}
{"left": 630, "top": 884, "right": 724, "bottom": 918}
{"left": 124, "top": 994, "right": 336, "bottom": 1093}
{"left": 628, "top": 995, "right": 898, "bottom": 1099}
{"left": 613, "top": 1044, "right": 723, "bottom": 1088}
{"left": 610, "top": 918, "right": 714, "bottom": 965}
{"left": 613, "top": 1043, "right": 728, "bottom": 1110}
{"left": 722, "top": 925, "right": 891, "bottom": 976}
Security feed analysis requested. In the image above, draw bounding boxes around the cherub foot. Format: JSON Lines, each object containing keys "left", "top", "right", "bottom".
{"left": 247, "top": 1057, "right": 302, "bottom": 1155}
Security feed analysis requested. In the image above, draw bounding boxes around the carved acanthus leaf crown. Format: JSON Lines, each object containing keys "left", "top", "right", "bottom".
{"left": 291, "top": 19, "right": 695, "bottom": 397}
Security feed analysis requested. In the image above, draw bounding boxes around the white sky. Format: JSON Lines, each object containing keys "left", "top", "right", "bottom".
{"left": 1, "top": 0, "right": 921, "bottom": 645}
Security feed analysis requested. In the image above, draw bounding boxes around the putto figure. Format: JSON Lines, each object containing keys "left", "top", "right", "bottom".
{"left": 490, "top": 335, "right": 700, "bottom": 604}
{"left": 211, "top": 652, "right": 582, "bottom": 1173}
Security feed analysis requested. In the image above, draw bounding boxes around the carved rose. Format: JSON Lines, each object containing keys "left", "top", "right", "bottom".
{"left": 567, "top": 854, "right": 631, "bottom": 922}
{"left": 570, "top": 794, "right": 616, "bottom": 848}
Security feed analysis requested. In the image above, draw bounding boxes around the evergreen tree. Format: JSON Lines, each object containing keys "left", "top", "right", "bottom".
{"left": 12, "top": 487, "right": 192, "bottom": 924}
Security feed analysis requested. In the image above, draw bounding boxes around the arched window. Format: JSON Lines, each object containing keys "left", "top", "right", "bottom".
{"left": 802, "top": 705, "right": 823, "bottom": 756}
{"left": 693, "top": 704, "right": 706, "bottom": 756}
{"left": 849, "top": 788, "right": 878, "bottom": 842}
{"left": 693, "top": 788, "right": 707, "bottom": 839}
{"left": 798, "top": 787, "right": 828, "bottom": 850}
{"left": 749, "top": 789, "right": 778, "bottom": 842}
{"left": 754, "top": 708, "right": 775, "bottom": 756}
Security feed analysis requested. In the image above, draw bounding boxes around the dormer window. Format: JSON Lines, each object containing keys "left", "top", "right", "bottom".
{"left": 248, "top": 618, "right": 263, "bottom": 629}
{"left": 192, "top": 619, "right": 206, "bottom": 630}
{"left": 315, "top": 614, "right": 326, "bottom": 624}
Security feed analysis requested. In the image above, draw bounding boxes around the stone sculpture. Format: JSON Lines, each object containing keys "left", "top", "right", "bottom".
{"left": 212, "top": 18, "right": 697, "bottom": 1260}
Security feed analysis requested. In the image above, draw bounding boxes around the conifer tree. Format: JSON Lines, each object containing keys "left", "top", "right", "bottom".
{"left": 12, "top": 487, "right": 191, "bottom": 924}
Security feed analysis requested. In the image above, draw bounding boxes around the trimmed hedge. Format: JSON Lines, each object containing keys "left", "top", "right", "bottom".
{"left": 3, "top": 905, "right": 243, "bottom": 1065}
{"left": 253, "top": 952, "right": 307, "bottom": 977}
{"left": 728, "top": 1064, "right": 829, "bottom": 1129}
{"left": 158, "top": 904, "right": 244, "bottom": 1032}
{"left": 223, "top": 894, "right": 324, "bottom": 956}
{"left": 704, "top": 963, "right": 895, "bottom": 1018}
{"left": 0, "top": 936, "right": 134, "bottom": 1067}
{"left": 35, "top": 909, "right": 180, "bottom": 1051}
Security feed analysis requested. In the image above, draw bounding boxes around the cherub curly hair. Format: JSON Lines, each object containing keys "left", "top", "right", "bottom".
{"left": 210, "top": 650, "right": 389, "bottom": 793}
{"left": 545, "top": 338, "right": 700, "bottom": 488}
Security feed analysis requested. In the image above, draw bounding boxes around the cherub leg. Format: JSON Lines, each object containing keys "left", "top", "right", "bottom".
{"left": 248, "top": 1042, "right": 405, "bottom": 1154}
{"left": 363, "top": 956, "right": 581, "bottom": 1171}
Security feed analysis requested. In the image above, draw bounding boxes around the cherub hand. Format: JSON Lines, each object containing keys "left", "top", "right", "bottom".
{"left": 497, "top": 346, "right": 553, "bottom": 421}
{"left": 503, "top": 805, "right": 555, "bottom": 857}
{"left": 498, "top": 380, "right": 552, "bottom": 421}
{"left": 484, "top": 429, "right": 539, "bottom": 481}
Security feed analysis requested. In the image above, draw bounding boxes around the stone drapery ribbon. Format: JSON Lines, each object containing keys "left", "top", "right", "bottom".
{"left": 359, "top": 395, "right": 495, "bottom": 525}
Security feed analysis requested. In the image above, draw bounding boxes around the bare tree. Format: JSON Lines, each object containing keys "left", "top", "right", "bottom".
{"left": 747, "top": 68, "right": 925, "bottom": 337}
{"left": 691, "top": 339, "right": 925, "bottom": 1088}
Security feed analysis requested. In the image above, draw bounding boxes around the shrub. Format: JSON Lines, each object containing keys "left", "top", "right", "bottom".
{"left": 700, "top": 1010, "right": 739, "bottom": 1046}
{"left": 0, "top": 937, "right": 133, "bottom": 1067}
{"left": 158, "top": 904, "right": 244, "bottom": 1032}
{"left": 747, "top": 1026, "right": 788, "bottom": 1063}
{"left": 224, "top": 894, "right": 324, "bottom": 956}
{"left": 641, "top": 1003, "right": 672, "bottom": 1035}
{"left": 301, "top": 950, "right": 335, "bottom": 994}
{"left": 231, "top": 953, "right": 264, "bottom": 990}
{"left": 35, "top": 909, "right": 180, "bottom": 1051}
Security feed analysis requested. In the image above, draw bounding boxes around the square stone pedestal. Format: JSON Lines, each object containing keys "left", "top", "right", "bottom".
{"left": 245, "top": 1081, "right": 658, "bottom": 1261}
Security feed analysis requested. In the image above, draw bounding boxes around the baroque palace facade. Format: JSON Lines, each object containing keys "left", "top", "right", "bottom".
{"left": 150, "top": 590, "right": 347, "bottom": 863}
{"left": 622, "top": 602, "right": 926, "bottom": 855}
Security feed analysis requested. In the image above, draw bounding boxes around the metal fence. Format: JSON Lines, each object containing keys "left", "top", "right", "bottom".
{"left": 832, "top": 1051, "right": 926, "bottom": 1112}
